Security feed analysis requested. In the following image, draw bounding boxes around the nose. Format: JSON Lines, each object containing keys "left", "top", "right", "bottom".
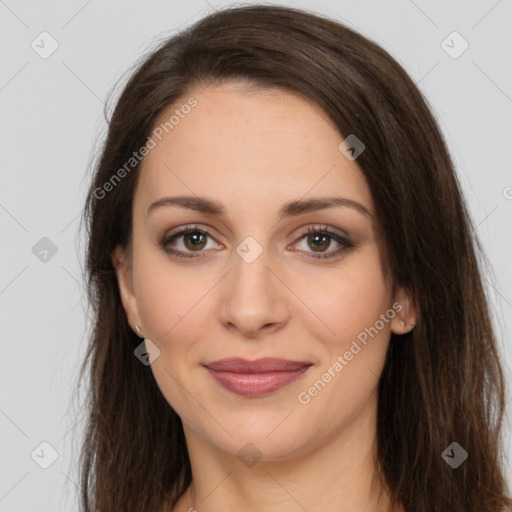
{"left": 218, "top": 244, "right": 290, "bottom": 338}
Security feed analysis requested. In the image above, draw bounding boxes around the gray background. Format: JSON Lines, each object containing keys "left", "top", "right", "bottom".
{"left": 0, "top": 0, "right": 511, "bottom": 510}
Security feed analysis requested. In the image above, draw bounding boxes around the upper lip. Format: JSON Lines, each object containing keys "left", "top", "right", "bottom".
{"left": 203, "top": 357, "right": 312, "bottom": 373}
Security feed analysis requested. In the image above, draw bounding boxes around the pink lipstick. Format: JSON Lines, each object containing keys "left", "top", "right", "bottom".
{"left": 203, "top": 357, "right": 312, "bottom": 397}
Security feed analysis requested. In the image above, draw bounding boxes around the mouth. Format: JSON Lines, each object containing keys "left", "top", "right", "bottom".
{"left": 202, "top": 357, "right": 313, "bottom": 397}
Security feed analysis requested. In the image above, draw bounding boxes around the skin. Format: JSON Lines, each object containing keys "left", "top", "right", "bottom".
{"left": 112, "top": 80, "right": 416, "bottom": 512}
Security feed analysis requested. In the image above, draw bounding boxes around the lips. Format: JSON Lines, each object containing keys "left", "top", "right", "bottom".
{"left": 204, "top": 357, "right": 311, "bottom": 373}
{"left": 203, "top": 357, "right": 312, "bottom": 397}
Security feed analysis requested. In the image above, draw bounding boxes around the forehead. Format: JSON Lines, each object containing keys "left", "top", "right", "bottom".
{"left": 136, "top": 82, "right": 374, "bottom": 219}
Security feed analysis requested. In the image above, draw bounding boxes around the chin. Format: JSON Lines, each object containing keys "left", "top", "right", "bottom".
{"left": 214, "top": 410, "right": 316, "bottom": 462}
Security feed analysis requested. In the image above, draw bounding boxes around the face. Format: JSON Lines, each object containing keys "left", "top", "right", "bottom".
{"left": 112, "top": 81, "right": 416, "bottom": 462}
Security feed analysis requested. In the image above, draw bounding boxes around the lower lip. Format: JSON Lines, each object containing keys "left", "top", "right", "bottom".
{"left": 205, "top": 366, "right": 311, "bottom": 397}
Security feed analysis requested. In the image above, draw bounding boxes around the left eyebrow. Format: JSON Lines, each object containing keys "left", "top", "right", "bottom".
{"left": 146, "top": 195, "right": 372, "bottom": 220}
{"left": 278, "top": 196, "right": 371, "bottom": 219}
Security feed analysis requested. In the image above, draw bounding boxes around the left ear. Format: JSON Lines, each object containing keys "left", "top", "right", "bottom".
{"left": 390, "top": 285, "right": 418, "bottom": 335}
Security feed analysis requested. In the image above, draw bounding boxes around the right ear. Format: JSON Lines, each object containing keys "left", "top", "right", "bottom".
{"left": 111, "top": 245, "right": 142, "bottom": 333}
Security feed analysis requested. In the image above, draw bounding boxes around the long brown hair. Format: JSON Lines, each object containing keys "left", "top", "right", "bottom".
{"left": 77, "top": 5, "right": 512, "bottom": 511}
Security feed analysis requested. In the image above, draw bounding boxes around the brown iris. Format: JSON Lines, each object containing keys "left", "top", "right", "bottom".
{"left": 308, "top": 233, "right": 330, "bottom": 252}
{"left": 184, "top": 231, "right": 207, "bottom": 251}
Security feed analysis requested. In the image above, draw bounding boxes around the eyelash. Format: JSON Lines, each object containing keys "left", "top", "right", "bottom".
{"left": 159, "top": 224, "right": 355, "bottom": 260}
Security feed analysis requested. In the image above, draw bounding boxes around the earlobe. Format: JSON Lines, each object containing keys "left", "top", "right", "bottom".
{"left": 390, "top": 285, "right": 418, "bottom": 335}
{"left": 111, "top": 246, "right": 141, "bottom": 332}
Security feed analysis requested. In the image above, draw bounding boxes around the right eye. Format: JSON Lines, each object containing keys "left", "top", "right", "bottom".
{"left": 160, "top": 225, "right": 223, "bottom": 258}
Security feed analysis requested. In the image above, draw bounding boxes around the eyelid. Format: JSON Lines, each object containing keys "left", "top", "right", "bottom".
{"left": 291, "top": 224, "right": 351, "bottom": 241}
{"left": 164, "top": 223, "right": 222, "bottom": 241}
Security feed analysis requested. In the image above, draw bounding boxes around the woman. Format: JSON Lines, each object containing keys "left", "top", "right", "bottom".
{"left": 78, "top": 4, "right": 511, "bottom": 511}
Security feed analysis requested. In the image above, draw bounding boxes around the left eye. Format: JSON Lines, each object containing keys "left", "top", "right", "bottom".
{"left": 160, "top": 225, "right": 354, "bottom": 260}
{"left": 289, "top": 227, "right": 355, "bottom": 259}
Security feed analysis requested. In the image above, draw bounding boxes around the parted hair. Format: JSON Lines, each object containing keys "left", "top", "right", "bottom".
{"left": 77, "top": 5, "right": 512, "bottom": 511}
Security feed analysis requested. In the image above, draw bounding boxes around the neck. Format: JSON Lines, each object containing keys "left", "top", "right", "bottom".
{"left": 171, "top": 393, "right": 402, "bottom": 512}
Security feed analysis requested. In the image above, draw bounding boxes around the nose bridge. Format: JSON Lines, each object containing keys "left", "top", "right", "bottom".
{"left": 219, "top": 235, "right": 289, "bottom": 334}
{"left": 230, "top": 236, "right": 274, "bottom": 304}
{"left": 231, "top": 241, "right": 270, "bottom": 295}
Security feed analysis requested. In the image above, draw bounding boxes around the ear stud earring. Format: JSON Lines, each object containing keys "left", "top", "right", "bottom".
{"left": 400, "top": 320, "right": 405, "bottom": 327}
{"left": 135, "top": 325, "right": 142, "bottom": 335}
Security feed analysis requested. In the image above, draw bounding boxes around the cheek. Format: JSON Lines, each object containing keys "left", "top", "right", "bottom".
{"left": 133, "top": 262, "right": 212, "bottom": 421}
{"left": 132, "top": 253, "right": 216, "bottom": 385}
{"left": 133, "top": 255, "right": 204, "bottom": 341}
{"left": 294, "top": 246, "right": 392, "bottom": 420}
{"left": 296, "top": 243, "right": 391, "bottom": 348}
